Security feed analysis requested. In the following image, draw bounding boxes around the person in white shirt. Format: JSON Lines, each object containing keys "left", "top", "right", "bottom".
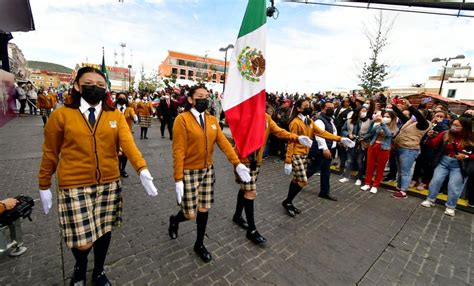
{"left": 307, "top": 101, "right": 339, "bottom": 201}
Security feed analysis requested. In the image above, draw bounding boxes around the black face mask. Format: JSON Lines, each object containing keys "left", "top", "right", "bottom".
{"left": 195, "top": 98, "right": 208, "bottom": 113}
{"left": 325, "top": 108, "right": 334, "bottom": 117}
{"left": 117, "top": 98, "right": 128, "bottom": 105}
{"left": 302, "top": 107, "right": 312, "bottom": 116}
{"left": 81, "top": 85, "right": 106, "bottom": 105}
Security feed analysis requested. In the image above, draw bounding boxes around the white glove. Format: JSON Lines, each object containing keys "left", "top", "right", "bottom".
{"left": 139, "top": 169, "right": 158, "bottom": 196}
{"left": 340, "top": 137, "right": 355, "bottom": 148}
{"left": 175, "top": 181, "right": 184, "bottom": 205}
{"left": 236, "top": 163, "right": 251, "bottom": 183}
{"left": 298, "top": 136, "right": 313, "bottom": 148}
{"left": 39, "top": 189, "right": 52, "bottom": 214}
{"left": 284, "top": 164, "right": 292, "bottom": 175}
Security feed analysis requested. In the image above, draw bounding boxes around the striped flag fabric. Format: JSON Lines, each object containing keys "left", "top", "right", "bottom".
{"left": 222, "top": 0, "right": 267, "bottom": 158}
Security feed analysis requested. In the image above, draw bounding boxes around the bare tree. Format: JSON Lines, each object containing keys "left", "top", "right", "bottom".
{"left": 359, "top": 11, "right": 395, "bottom": 97}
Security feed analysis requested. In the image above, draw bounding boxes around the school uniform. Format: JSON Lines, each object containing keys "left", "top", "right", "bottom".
{"left": 38, "top": 98, "right": 147, "bottom": 248}
{"left": 282, "top": 113, "right": 341, "bottom": 217}
{"left": 37, "top": 93, "right": 53, "bottom": 117}
{"left": 173, "top": 109, "right": 240, "bottom": 213}
{"left": 285, "top": 114, "right": 340, "bottom": 184}
{"left": 136, "top": 100, "right": 153, "bottom": 128}
{"left": 170, "top": 107, "right": 242, "bottom": 262}
{"left": 233, "top": 114, "right": 300, "bottom": 244}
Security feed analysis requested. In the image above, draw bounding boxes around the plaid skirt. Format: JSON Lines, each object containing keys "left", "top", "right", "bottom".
{"left": 58, "top": 181, "right": 122, "bottom": 248}
{"left": 40, "top": 108, "right": 51, "bottom": 117}
{"left": 139, "top": 115, "right": 152, "bottom": 127}
{"left": 235, "top": 164, "right": 260, "bottom": 192}
{"left": 182, "top": 165, "right": 215, "bottom": 214}
{"left": 292, "top": 155, "right": 309, "bottom": 183}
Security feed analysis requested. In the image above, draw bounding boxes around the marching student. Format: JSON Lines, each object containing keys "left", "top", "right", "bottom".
{"left": 37, "top": 89, "right": 53, "bottom": 126}
{"left": 282, "top": 98, "right": 354, "bottom": 217}
{"left": 136, "top": 93, "right": 154, "bottom": 139}
{"left": 168, "top": 85, "right": 251, "bottom": 263}
{"left": 116, "top": 92, "right": 138, "bottom": 177}
{"left": 232, "top": 113, "right": 313, "bottom": 244}
{"left": 38, "top": 67, "right": 158, "bottom": 286}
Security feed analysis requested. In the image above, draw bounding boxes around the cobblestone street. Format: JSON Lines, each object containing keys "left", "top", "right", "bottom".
{"left": 1, "top": 116, "right": 473, "bottom": 286}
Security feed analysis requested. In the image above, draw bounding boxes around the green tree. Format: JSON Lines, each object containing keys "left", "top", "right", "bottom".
{"left": 359, "top": 12, "right": 394, "bottom": 97}
{"left": 138, "top": 70, "right": 159, "bottom": 94}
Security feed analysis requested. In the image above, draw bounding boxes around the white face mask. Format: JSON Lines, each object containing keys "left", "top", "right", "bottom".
{"left": 382, "top": 117, "right": 392, "bottom": 124}
{"left": 360, "top": 112, "right": 367, "bottom": 119}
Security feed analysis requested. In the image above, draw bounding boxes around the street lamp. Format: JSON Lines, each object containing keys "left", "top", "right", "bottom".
{"left": 219, "top": 44, "right": 234, "bottom": 92}
{"left": 432, "top": 54, "right": 465, "bottom": 95}
{"left": 127, "top": 64, "right": 132, "bottom": 92}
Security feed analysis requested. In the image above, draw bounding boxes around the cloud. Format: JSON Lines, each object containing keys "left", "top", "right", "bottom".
{"left": 265, "top": 6, "right": 474, "bottom": 92}
{"left": 10, "top": 1, "right": 474, "bottom": 93}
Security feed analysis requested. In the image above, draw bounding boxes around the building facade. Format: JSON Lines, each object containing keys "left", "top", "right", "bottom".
{"left": 424, "top": 63, "right": 474, "bottom": 101}
{"left": 78, "top": 63, "right": 132, "bottom": 92}
{"left": 158, "top": 50, "right": 228, "bottom": 84}
{"left": 7, "top": 43, "right": 28, "bottom": 81}
{"left": 29, "top": 70, "right": 72, "bottom": 88}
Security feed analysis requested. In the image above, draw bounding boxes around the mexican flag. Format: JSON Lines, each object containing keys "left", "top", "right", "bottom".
{"left": 223, "top": 0, "right": 267, "bottom": 159}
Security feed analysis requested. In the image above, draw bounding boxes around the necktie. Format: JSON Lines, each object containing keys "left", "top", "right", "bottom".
{"left": 88, "top": 107, "right": 96, "bottom": 127}
{"left": 199, "top": 114, "right": 204, "bottom": 128}
{"left": 167, "top": 99, "right": 170, "bottom": 107}
{"left": 305, "top": 117, "right": 310, "bottom": 125}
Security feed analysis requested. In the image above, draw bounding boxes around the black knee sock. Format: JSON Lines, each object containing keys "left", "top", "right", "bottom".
{"left": 71, "top": 247, "right": 91, "bottom": 277}
{"left": 92, "top": 232, "right": 112, "bottom": 276}
{"left": 286, "top": 181, "right": 302, "bottom": 204}
{"left": 140, "top": 128, "right": 145, "bottom": 137}
{"left": 174, "top": 210, "right": 188, "bottom": 224}
{"left": 244, "top": 198, "right": 256, "bottom": 232}
{"left": 144, "top": 128, "right": 148, "bottom": 137}
{"left": 195, "top": 211, "right": 208, "bottom": 248}
{"left": 234, "top": 189, "right": 245, "bottom": 218}
{"left": 119, "top": 156, "right": 127, "bottom": 172}
{"left": 42, "top": 116, "right": 47, "bottom": 126}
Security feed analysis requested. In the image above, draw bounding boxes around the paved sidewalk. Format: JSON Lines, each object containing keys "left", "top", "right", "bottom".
{"left": 0, "top": 116, "right": 473, "bottom": 286}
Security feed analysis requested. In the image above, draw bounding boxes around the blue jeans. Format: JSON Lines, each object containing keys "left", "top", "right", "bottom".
{"left": 355, "top": 145, "right": 367, "bottom": 180}
{"left": 342, "top": 148, "right": 355, "bottom": 178}
{"left": 395, "top": 148, "right": 420, "bottom": 191}
{"left": 427, "top": 156, "right": 467, "bottom": 209}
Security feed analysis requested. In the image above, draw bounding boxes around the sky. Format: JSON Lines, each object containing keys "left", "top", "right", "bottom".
{"left": 10, "top": 0, "right": 474, "bottom": 93}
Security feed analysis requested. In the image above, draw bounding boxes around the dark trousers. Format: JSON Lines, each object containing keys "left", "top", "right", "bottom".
{"left": 119, "top": 155, "right": 127, "bottom": 173}
{"left": 160, "top": 118, "right": 174, "bottom": 138}
{"left": 387, "top": 150, "right": 397, "bottom": 180}
{"left": 307, "top": 148, "right": 334, "bottom": 196}
{"left": 278, "top": 139, "right": 287, "bottom": 160}
{"left": 466, "top": 176, "right": 474, "bottom": 205}
{"left": 355, "top": 146, "right": 367, "bottom": 180}
{"left": 19, "top": 99, "right": 27, "bottom": 114}
{"left": 27, "top": 99, "right": 37, "bottom": 115}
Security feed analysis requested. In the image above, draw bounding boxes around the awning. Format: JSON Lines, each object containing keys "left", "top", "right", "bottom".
{"left": 0, "top": 0, "right": 35, "bottom": 33}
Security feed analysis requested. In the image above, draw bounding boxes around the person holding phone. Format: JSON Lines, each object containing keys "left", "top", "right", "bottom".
{"left": 421, "top": 117, "right": 473, "bottom": 216}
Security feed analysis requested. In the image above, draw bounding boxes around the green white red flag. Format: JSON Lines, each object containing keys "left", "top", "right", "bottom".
{"left": 222, "top": 0, "right": 267, "bottom": 158}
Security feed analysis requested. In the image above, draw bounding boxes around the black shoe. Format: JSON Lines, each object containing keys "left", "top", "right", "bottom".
{"left": 70, "top": 267, "right": 86, "bottom": 286}
{"left": 246, "top": 230, "right": 267, "bottom": 245}
{"left": 168, "top": 215, "right": 178, "bottom": 239}
{"left": 232, "top": 215, "right": 248, "bottom": 229}
{"left": 290, "top": 204, "right": 301, "bottom": 214}
{"left": 120, "top": 171, "right": 128, "bottom": 178}
{"left": 319, "top": 194, "right": 338, "bottom": 201}
{"left": 194, "top": 245, "right": 212, "bottom": 263}
{"left": 282, "top": 201, "right": 296, "bottom": 217}
{"left": 92, "top": 271, "right": 112, "bottom": 286}
{"left": 140, "top": 136, "right": 143, "bottom": 140}
{"left": 144, "top": 136, "right": 149, "bottom": 139}
{"left": 161, "top": 136, "right": 165, "bottom": 138}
